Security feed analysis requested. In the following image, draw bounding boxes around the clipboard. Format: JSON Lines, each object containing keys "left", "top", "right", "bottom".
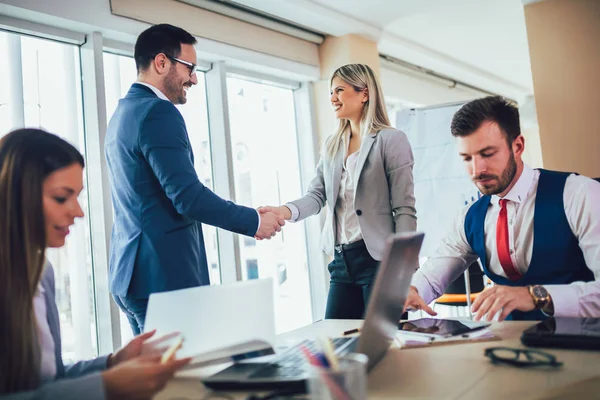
{"left": 395, "top": 329, "right": 500, "bottom": 349}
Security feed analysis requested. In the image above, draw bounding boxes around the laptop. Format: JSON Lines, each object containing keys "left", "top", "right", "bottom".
{"left": 203, "top": 231, "right": 424, "bottom": 391}
{"left": 521, "top": 317, "right": 600, "bottom": 350}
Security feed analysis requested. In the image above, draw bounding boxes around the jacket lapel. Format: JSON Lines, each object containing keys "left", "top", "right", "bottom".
{"left": 42, "top": 266, "right": 65, "bottom": 377}
{"left": 353, "top": 132, "right": 376, "bottom": 198}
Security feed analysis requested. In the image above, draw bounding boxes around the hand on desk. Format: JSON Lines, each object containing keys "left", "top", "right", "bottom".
{"left": 254, "top": 206, "right": 290, "bottom": 240}
{"left": 472, "top": 285, "right": 534, "bottom": 322}
{"left": 404, "top": 286, "right": 437, "bottom": 316}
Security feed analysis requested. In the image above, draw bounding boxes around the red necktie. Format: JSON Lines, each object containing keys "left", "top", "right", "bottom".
{"left": 496, "top": 199, "right": 522, "bottom": 281}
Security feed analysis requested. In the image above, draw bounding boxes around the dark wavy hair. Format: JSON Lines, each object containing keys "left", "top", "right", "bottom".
{"left": 0, "top": 128, "right": 84, "bottom": 394}
{"left": 451, "top": 96, "right": 521, "bottom": 146}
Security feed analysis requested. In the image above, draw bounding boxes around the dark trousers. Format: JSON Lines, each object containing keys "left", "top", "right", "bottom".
{"left": 113, "top": 295, "right": 149, "bottom": 336}
{"left": 325, "top": 240, "right": 379, "bottom": 320}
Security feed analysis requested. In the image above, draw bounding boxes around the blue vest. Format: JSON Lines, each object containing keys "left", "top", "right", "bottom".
{"left": 464, "top": 169, "right": 593, "bottom": 320}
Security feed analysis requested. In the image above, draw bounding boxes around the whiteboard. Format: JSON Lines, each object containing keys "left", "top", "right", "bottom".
{"left": 397, "top": 103, "right": 481, "bottom": 257}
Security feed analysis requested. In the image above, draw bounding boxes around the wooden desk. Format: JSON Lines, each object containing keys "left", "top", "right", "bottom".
{"left": 157, "top": 320, "right": 600, "bottom": 400}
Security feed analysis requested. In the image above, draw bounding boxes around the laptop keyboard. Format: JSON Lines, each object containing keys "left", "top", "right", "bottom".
{"left": 248, "top": 337, "right": 353, "bottom": 380}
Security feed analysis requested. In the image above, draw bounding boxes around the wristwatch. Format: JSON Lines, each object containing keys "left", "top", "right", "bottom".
{"left": 528, "top": 285, "right": 553, "bottom": 314}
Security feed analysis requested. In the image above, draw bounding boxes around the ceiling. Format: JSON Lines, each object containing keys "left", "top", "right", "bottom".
{"left": 228, "top": 0, "right": 534, "bottom": 102}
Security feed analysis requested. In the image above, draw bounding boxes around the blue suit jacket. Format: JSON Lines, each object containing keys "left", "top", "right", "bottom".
{"left": 1, "top": 264, "right": 108, "bottom": 400}
{"left": 105, "top": 83, "right": 258, "bottom": 298}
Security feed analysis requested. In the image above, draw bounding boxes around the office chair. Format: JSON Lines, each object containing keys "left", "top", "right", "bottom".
{"left": 433, "top": 261, "right": 485, "bottom": 319}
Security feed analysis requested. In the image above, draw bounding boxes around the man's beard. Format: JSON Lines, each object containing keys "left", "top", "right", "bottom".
{"left": 164, "top": 68, "right": 188, "bottom": 105}
{"left": 473, "top": 150, "right": 517, "bottom": 195}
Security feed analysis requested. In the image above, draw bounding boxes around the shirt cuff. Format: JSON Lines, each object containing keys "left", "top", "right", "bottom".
{"left": 255, "top": 209, "right": 261, "bottom": 235}
{"left": 285, "top": 202, "right": 300, "bottom": 222}
{"left": 410, "top": 270, "right": 437, "bottom": 305}
{"left": 545, "top": 284, "right": 579, "bottom": 317}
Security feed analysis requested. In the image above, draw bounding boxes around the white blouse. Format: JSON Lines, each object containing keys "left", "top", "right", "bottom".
{"left": 334, "top": 131, "right": 363, "bottom": 245}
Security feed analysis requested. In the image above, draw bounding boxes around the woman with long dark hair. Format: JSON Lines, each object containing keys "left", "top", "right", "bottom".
{"left": 0, "top": 128, "right": 190, "bottom": 399}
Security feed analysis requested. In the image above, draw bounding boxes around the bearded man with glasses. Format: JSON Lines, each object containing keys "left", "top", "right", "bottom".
{"left": 105, "top": 23, "right": 284, "bottom": 335}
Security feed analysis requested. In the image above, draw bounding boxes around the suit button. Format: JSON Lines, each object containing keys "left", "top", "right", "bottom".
{"left": 356, "top": 209, "right": 362, "bottom": 216}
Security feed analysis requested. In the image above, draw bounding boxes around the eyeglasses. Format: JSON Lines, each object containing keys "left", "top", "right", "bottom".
{"left": 166, "top": 55, "right": 197, "bottom": 77}
{"left": 484, "top": 347, "right": 563, "bottom": 368}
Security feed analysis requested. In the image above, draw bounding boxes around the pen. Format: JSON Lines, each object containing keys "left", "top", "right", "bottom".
{"left": 318, "top": 337, "right": 340, "bottom": 371}
{"left": 161, "top": 336, "right": 184, "bottom": 364}
{"left": 343, "top": 328, "right": 360, "bottom": 336}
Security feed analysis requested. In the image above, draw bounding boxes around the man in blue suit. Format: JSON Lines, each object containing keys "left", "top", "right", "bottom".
{"left": 105, "top": 24, "right": 283, "bottom": 334}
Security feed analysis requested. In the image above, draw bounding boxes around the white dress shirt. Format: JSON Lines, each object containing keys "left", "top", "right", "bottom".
{"left": 136, "top": 81, "right": 261, "bottom": 233}
{"left": 411, "top": 164, "right": 600, "bottom": 317}
{"left": 34, "top": 281, "right": 57, "bottom": 383}
{"left": 287, "top": 132, "right": 364, "bottom": 245}
{"left": 137, "top": 81, "right": 170, "bottom": 101}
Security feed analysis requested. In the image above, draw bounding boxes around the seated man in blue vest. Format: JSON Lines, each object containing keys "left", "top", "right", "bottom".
{"left": 405, "top": 96, "right": 600, "bottom": 321}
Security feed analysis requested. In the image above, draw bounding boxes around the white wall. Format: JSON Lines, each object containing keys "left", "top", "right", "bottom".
{"left": 381, "top": 64, "right": 482, "bottom": 107}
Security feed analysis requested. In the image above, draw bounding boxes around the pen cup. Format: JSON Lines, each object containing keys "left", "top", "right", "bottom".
{"left": 307, "top": 353, "right": 368, "bottom": 400}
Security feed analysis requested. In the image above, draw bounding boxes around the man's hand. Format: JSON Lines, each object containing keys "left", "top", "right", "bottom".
{"left": 255, "top": 209, "right": 285, "bottom": 240}
{"left": 108, "top": 330, "right": 156, "bottom": 368}
{"left": 472, "top": 285, "right": 534, "bottom": 322}
{"left": 403, "top": 286, "right": 437, "bottom": 316}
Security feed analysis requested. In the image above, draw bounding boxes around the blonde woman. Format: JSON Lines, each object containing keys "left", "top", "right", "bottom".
{"left": 260, "top": 64, "right": 417, "bottom": 319}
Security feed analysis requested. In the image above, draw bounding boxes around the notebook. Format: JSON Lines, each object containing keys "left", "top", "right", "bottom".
{"left": 202, "top": 231, "right": 425, "bottom": 391}
{"left": 143, "top": 278, "right": 276, "bottom": 360}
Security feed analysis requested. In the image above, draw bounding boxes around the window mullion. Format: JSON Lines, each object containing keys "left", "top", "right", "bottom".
{"left": 294, "top": 83, "right": 327, "bottom": 321}
{"left": 79, "top": 31, "right": 121, "bottom": 353}
{"left": 205, "top": 61, "right": 242, "bottom": 284}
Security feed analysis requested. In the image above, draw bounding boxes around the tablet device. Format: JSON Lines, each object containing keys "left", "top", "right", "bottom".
{"left": 521, "top": 317, "right": 600, "bottom": 350}
{"left": 398, "top": 318, "right": 490, "bottom": 338}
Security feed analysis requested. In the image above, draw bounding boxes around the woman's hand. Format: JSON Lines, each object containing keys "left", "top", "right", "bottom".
{"left": 102, "top": 354, "right": 192, "bottom": 400}
{"left": 108, "top": 330, "right": 156, "bottom": 368}
{"left": 257, "top": 205, "right": 292, "bottom": 221}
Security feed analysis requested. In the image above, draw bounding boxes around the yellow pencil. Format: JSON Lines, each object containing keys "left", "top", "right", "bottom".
{"left": 318, "top": 336, "right": 339, "bottom": 371}
{"left": 161, "top": 336, "right": 184, "bottom": 364}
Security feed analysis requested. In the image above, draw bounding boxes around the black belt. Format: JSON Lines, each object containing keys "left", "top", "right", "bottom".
{"left": 334, "top": 239, "right": 366, "bottom": 253}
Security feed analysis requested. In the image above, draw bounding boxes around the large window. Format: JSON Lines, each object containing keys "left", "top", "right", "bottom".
{"left": 226, "top": 76, "right": 312, "bottom": 333}
{"left": 103, "top": 53, "right": 219, "bottom": 343}
{"left": 1, "top": 22, "right": 320, "bottom": 359}
{"left": 0, "top": 31, "right": 97, "bottom": 362}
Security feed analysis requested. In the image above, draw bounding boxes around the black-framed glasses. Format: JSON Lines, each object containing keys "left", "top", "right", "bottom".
{"left": 485, "top": 347, "right": 563, "bottom": 368}
{"left": 166, "top": 55, "right": 196, "bottom": 77}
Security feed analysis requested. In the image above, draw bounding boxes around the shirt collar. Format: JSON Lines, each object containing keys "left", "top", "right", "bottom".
{"left": 491, "top": 163, "right": 534, "bottom": 205}
{"left": 136, "top": 82, "right": 170, "bottom": 102}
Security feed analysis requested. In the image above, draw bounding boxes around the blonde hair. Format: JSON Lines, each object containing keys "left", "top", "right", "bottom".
{"left": 324, "top": 64, "right": 391, "bottom": 159}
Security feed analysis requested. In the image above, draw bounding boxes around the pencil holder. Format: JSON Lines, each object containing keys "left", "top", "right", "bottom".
{"left": 307, "top": 353, "right": 368, "bottom": 400}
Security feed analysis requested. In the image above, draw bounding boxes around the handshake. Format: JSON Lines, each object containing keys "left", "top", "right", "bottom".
{"left": 254, "top": 205, "right": 293, "bottom": 240}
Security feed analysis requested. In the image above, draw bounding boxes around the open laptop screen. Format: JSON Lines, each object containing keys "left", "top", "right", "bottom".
{"left": 357, "top": 232, "right": 424, "bottom": 370}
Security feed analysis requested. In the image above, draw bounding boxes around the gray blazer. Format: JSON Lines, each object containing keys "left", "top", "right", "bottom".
{"left": 290, "top": 128, "right": 417, "bottom": 260}
{"left": 1, "top": 263, "right": 108, "bottom": 400}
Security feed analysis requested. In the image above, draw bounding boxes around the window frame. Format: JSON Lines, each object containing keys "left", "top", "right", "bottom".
{"left": 1, "top": 16, "right": 327, "bottom": 356}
